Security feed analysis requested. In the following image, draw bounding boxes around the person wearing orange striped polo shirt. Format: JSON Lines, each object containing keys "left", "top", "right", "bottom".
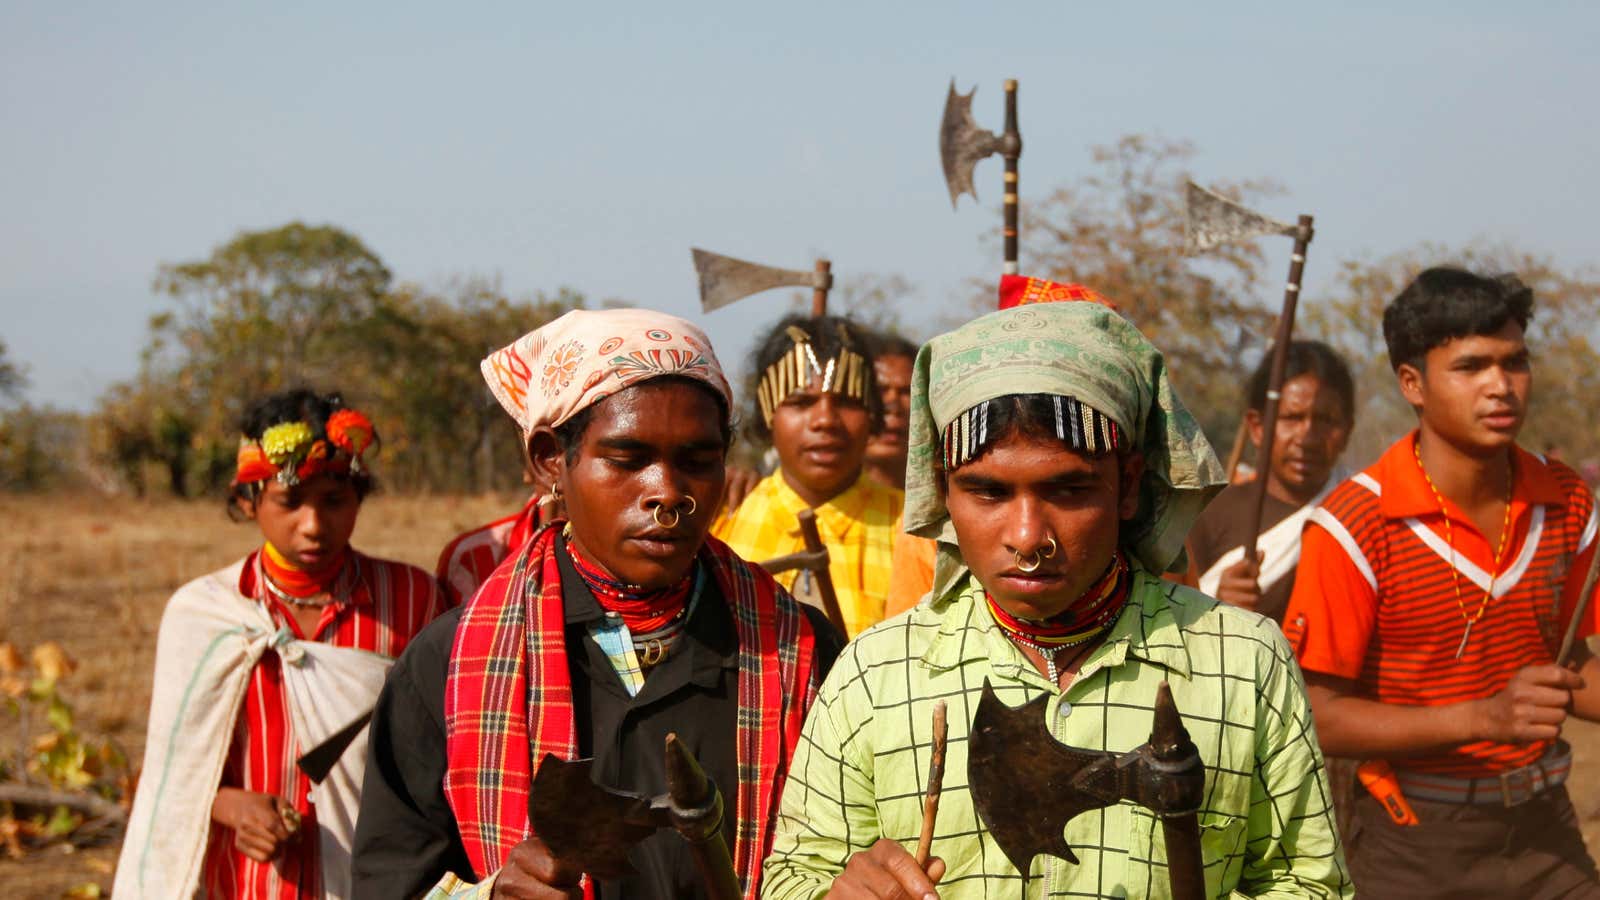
{"left": 1285, "top": 268, "right": 1600, "bottom": 899}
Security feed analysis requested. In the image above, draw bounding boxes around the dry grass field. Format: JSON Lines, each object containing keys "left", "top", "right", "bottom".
{"left": 0, "top": 492, "right": 517, "bottom": 897}
{"left": 4, "top": 492, "right": 1600, "bottom": 897}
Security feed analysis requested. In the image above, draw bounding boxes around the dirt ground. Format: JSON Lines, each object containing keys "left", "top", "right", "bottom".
{"left": 4, "top": 493, "right": 1600, "bottom": 898}
{"left": 0, "top": 492, "right": 516, "bottom": 898}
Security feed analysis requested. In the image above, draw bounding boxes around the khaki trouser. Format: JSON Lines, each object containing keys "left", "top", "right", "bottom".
{"left": 1349, "top": 784, "right": 1600, "bottom": 899}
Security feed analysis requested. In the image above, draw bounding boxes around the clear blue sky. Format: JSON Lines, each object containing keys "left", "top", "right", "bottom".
{"left": 3, "top": 2, "right": 1596, "bottom": 410}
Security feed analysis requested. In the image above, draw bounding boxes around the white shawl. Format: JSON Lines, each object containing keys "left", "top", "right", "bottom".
{"left": 1197, "top": 471, "right": 1347, "bottom": 599}
{"left": 113, "top": 560, "right": 393, "bottom": 899}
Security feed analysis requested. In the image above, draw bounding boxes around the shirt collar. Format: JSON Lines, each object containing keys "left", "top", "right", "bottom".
{"left": 769, "top": 468, "right": 878, "bottom": 541}
{"left": 1372, "top": 431, "right": 1567, "bottom": 520}
{"left": 918, "top": 565, "right": 1191, "bottom": 681}
{"left": 556, "top": 539, "right": 737, "bottom": 686}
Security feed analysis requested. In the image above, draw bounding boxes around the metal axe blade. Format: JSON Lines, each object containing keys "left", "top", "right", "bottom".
{"left": 529, "top": 753, "right": 665, "bottom": 880}
{"left": 1183, "top": 181, "right": 1298, "bottom": 253}
{"left": 691, "top": 248, "right": 829, "bottom": 313}
{"left": 939, "top": 79, "right": 1003, "bottom": 208}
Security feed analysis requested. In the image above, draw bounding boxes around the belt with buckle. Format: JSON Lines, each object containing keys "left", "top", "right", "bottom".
{"left": 1394, "top": 741, "right": 1571, "bottom": 807}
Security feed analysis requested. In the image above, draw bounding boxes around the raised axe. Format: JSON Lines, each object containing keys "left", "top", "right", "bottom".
{"left": 940, "top": 78, "right": 1022, "bottom": 274}
{"left": 691, "top": 247, "right": 833, "bottom": 317}
{"left": 968, "top": 679, "right": 1208, "bottom": 900}
{"left": 1185, "top": 181, "right": 1315, "bottom": 565}
{"left": 529, "top": 733, "right": 742, "bottom": 900}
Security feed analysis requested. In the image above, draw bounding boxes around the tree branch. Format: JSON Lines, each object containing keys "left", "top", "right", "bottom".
{"left": 0, "top": 783, "right": 126, "bottom": 823}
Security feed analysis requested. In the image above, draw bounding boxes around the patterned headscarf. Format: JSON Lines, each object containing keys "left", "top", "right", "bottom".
{"left": 905, "top": 302, "right": 1226, "bottom": 599}
{"left": 482, "top": 308, "right": 732, "bottom": 433}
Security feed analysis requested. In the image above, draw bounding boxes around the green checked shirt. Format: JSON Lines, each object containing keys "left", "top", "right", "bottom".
{"left": 761, "top": 568, "right": 1352, "bottom": 899}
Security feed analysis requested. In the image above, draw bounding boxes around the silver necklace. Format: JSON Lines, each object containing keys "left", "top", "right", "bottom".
{"left": 261, "top": 574, "right": 337, "bottom": 608}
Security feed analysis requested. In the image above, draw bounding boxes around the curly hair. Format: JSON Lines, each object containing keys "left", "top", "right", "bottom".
{"left": 226, "top": 387, "right": 378, "bottom": 517}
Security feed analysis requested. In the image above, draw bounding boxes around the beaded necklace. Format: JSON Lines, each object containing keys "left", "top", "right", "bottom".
{"left": 986, "top": 552, "right": 1131, "bottom": 681}
{"left": 1412, "top": 438, "right": 1513, "bottom": 660}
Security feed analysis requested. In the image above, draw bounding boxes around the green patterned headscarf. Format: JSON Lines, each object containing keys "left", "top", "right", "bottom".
{"left": 905, "top": 302, "right": 1226, "bottom": 600}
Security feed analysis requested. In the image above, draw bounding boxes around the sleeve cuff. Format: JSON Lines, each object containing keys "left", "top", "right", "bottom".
{"left": 423, "top": 869, "right": 498, "bottom": 899}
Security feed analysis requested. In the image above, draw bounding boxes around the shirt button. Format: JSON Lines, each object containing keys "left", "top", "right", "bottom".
{"left": 1057, "top": 702, "right": 1073, "bottom": 719}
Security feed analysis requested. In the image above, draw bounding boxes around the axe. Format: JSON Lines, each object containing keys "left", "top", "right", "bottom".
{"left": 1185, "top": 181, "right": 1315, "bottom": 564}
{"left": 691, "top": 247, "right": 833, "bottom": 317}
{"left": 529, "top": 734, "right": 742, "bottom": 900}
{"left": 758, "top": 508, "right": 849, "bottom": 638}
{"left": 969, "top": 679, "right": 1207, "bottom": 900}
{"left": 940, "top": 78, "right": 1022, "bottom": 274}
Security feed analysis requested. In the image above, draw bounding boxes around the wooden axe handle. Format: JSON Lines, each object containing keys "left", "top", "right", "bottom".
{"left": 1557, "top": 500, "right": 1600, "bottom": 667}
{"left": 812, "top": 259, "right": 832, "bottom": 318}
{"left": 1244, "top": 215, "right": 1315, "bottom": 561}
{"left": 1001, "top": 79, "right": 1021, "bottom": 275}
{"left": 797, "top": 509, "right": 848, "bottom": 637}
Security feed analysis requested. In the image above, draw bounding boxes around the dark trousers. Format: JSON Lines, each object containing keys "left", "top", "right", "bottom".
{"left": 1350, "top": 784, "right": 1600, "bottom": 899}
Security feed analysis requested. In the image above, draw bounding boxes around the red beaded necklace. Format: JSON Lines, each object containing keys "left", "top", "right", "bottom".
{"left": 565, "top": 536, "right": 694, "bottom": 634}
{"left": 986, "top": 552, "right": 1132, "bottom": 681}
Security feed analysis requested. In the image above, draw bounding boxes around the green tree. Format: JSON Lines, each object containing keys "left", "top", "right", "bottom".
{"left": 93, "top": 223, "right": 590, "bottom": 495}
{"left": 358, "top": 278, "right": 583, "bottom": 492}
{"left": 1303, "top": 244, "right": 1600, "bottom": 467}
{"left": 0, "top": 406, "right": 88, "bottom": 492}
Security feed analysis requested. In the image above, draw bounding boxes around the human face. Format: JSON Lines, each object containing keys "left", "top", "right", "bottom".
{"left": 769, "top": 378, "right": 872, "bottom": 508}
{"left": 1397, "top": 321, "right": 1530, "bottom": 456}
{"left": 242, "top": 474, "right": 362, "bottom": 571}
{"left": 943, "top": 432, "right": 1142, "bottom": 620}
{"left": 1246, "top": 373, "right": 1352, "bottom": 504}
{"left": 538, "top": 380, "right": 727, "bottom": 589}
{"left": 865, "top": 354, "right": 914, "bottom": 466}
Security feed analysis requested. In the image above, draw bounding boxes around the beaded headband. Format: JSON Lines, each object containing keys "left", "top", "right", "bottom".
{"left": 233, "top": 408, "right": 376, "bottom": 487}
{"left": 756, "top": 325, "right": 868, "bottom": 426}
{"left": 941, "top": 395, "right": 1122, "bottom": 470}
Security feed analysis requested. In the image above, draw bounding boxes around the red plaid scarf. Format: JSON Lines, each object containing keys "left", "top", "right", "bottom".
{"left": 443, "top": 525, "right": 819, "bottom": 897}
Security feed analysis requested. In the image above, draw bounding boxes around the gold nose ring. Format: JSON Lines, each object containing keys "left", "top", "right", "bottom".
{"left": 652, "top": 505, "right": 680, "bottom": 529}
{"left": 650, "top": 496, "right": 696, "bottom": 529}
{"left": 1014, "top": 536, "right": 1058, "bottom": 573}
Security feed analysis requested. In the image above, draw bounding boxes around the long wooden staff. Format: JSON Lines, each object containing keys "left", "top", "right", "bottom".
{"left": 1243, "top": 215, "right": 1315, "bottom": 561}
{"left": 1556, "top": 505, "right": 1600, "bottom": 667}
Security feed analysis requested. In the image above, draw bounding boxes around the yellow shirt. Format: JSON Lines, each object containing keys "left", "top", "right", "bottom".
{"left": 714, "top": 470, "right": 902, "bottom": 637}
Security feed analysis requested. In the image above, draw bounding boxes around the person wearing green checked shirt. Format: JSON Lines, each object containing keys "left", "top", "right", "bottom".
{"left": 760, "top": 298, "right": 1353, "bottom": 899}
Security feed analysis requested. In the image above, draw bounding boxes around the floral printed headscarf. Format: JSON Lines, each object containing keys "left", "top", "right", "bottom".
{"left": 482, "top": 308, "right": 732, "bottom": 433}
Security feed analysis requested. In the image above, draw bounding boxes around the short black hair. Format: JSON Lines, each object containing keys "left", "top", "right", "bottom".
{"left": 745, "top": 314, "right": 879, "bottom": 443}
{"left": 552, "top": 374, "right": 732, "bottom": 464}
{"left": 1382, "top": 267, "right": 1534, "bottom": 372}
{"left": 1246, "top": 340, "right": 1356, "bottom": 423}
{"left": 227, "top": 387, "right": 377, "bottom": 516}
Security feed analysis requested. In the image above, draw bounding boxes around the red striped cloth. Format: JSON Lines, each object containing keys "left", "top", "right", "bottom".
{"left": 1287, "top": 434, "right": 1599, "bottom": 777}
{"left": 443, "top": 525, "right": 820, "bottom": 897}
{"left": 202, "top": 550, "right": 441, "bottom": 899}
{"left": 434, "top": 494, "right": 542, "bottom": 608}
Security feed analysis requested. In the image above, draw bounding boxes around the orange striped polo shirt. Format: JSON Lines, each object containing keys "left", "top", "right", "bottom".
{"left": 1286, "top": 432, "right": 1599, "bottom": 776}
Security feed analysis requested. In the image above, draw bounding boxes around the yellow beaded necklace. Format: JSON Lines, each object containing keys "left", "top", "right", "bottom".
{"left": 1412, "top": 438, "right": 1513, "bottom": 660}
